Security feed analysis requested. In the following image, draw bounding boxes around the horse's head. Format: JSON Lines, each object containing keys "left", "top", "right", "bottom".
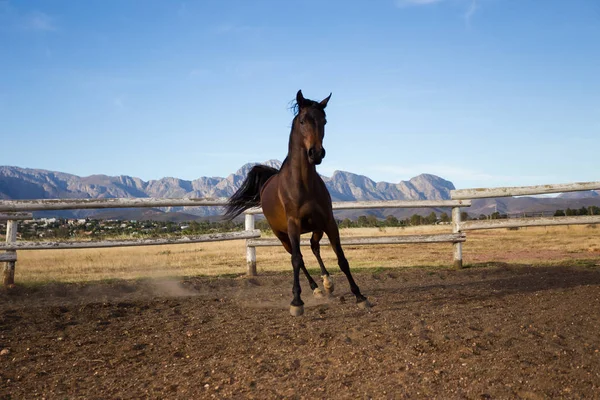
{"left": 293, "top": 90, "right": 331, "bottom": 165}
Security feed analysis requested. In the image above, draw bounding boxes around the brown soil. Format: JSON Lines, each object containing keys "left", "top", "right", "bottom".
{"left": 1, "top": 263, "right": 600, "bottom": 399}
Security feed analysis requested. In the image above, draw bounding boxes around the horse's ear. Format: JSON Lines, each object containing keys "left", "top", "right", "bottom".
{"left": 296, "top": 90, "right": 305, "bottom": 109}
{"left": 320, "top": 93, "right": 332, "bottom": 108}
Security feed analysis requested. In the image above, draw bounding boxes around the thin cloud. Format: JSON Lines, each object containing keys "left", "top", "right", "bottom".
{"left": 23, "top": 11, "right": 57, "bottom": 32}
{"left": 113, "top": 96, "right": 125, "bottom": 110}
{"left": 0, "top": 5, "right": 58, "bottom": 32}
{"left": 214, "top": 23, "right": 260, "bottom": 35}
{"left": 395, "top": 0, "right": 445, "bottom": 7}
{"left": 395, "top": 0, "right": 482, "bottom": 26}
{"left": 464, "top": 0, "right": 479, "bottom": 26}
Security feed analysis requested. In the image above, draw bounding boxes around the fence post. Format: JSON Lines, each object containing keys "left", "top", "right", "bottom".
{"left": 4, "top": 220, "right": 17, "bottom": 287}
{"left": 452, "top": 207, "right": 463, "bottom": 269}
{"left": 245, "top": 213, "right": 257, "bottom": 276}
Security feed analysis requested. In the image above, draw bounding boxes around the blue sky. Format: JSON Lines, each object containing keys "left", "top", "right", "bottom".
{"left": 1, "top": 0, "right": 599, "bottom": 190}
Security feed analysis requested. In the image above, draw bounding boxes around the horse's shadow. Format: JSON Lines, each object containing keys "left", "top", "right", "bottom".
{"left": 372, "top": 264, "right": 600, "bottom": 307}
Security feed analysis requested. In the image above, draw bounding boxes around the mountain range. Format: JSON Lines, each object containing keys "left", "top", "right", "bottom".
{"left": 0, "top": 163, "right": 598, "bottom": 221}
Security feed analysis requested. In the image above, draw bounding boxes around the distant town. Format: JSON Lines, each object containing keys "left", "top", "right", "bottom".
{"left": 2, "top": 218, "right": 243, "bottom": 241}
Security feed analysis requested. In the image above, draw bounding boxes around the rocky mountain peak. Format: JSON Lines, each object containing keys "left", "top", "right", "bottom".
{"left": 408, "top": 174, "right": 456, "bottom": 201}
{"left": 0, "top": 162, "right": 454, "bottom": 217}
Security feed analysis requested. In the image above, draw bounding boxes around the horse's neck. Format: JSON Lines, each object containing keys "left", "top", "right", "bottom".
{"left": 282, "top": 148, "right": 318, "bottom": 190}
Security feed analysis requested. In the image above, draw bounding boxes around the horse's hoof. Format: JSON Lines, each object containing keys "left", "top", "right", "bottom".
{"left": 290, "top": 305, "right": 304, "bottom": 317}
{"left": 357, "top": 299, "right": 372, "bottom": 310}
{"left": 322, "top": 275, "right": 334, "bottom": 294}
{"left": 313, "top": 288, "right": 324, "bottom": 298}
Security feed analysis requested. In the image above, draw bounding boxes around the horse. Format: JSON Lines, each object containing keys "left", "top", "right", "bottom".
{"left": 224, "top": 90, "right": 370, "bottom": 316}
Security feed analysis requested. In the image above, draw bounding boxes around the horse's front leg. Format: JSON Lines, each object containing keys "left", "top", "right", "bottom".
{"left": 275, "top": 230, "right": 321, "bottom": 297}
{"left": 288, "top": 219, "right": 305, "bottom": 316}
{"left": 325, "top": 219, "right": 371, "bottom": 309}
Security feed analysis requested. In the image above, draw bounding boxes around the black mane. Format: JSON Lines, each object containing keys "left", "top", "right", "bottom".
{"left": 290, "top": 98, "right": 325, "bottom": 116}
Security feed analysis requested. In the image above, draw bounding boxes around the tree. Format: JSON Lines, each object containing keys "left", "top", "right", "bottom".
{"left": 460, "top": 211, "right": 469, "bottom": 221}
{"left": 426, "top": 212, "right": 437, "bottom": 225}
{"left": 256, "top": 219, "right": 271, "bottom": 231}
{"left": 366, "top": 215, "right": 378, "bottom": 227}
{"left": 189, "top": 221, "right": 201, "bottom": 233}
{"left": 385, "top": 215, "right": 399, "bottom": 227}
{"left": 554, "top": 210, "right": 565, "bottom": 217}
{"left": 410, "top": 214, "right": 423, "bottom": 226}
{"left": 357, "top": 215, "right": 369, "bottom": 227}
{"left": 440, "top": 212, "right": 450, "bottom": 223}
{"left": 339, "top": 218, "right": 353, "bottom": 229}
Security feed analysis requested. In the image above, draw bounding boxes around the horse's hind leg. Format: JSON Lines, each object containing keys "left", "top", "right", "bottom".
{"left": 311, "top": 231, "right": 334, "bottom": 295}
{"left": 275, "top": 230, "right": 321, "bottom": 297}
{"left": 301, "top": 265, "right": 322, "bottom": 297}
{"left": 325, "top": 221, "right": 370, "bottom": 309}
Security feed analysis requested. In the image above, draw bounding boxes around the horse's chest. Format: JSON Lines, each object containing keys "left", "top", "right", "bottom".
{"left": 299, "top": 204, "right": 327, "bottom": 231}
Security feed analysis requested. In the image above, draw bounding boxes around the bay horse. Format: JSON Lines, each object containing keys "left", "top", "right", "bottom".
{"left": 225, "top": 90, "right": 370, "bottom": 316}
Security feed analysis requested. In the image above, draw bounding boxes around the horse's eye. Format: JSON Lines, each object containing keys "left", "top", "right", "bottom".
{"left": 299, "top": 118, "right": 305, "bottom": 125}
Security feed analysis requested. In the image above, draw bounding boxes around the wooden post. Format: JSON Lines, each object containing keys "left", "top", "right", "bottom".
{"left": 452, "top": 207, "right": 463, "bottom": 269}
{"left": 4, "top": 220, "right": 17, "bottom": 287}
{"left": 245, "top": 214, "right": 257, "bottom": 276}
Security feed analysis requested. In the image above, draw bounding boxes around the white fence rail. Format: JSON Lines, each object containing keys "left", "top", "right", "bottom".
{"left": 451, "top": 181, "right": 600, "bottom": 200}
{"left": 460, "top": 215, "right": 600, "bottom": 231}
{"left": 0, "top": 198, "right": 227, "bottom": 212}
{"left": 0, "top": 230, "right": 262, "bottom": 251}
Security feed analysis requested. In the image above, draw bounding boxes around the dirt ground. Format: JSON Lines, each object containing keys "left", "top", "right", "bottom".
{"left": 1, "top": 263, "right": 600, "bottom": 399}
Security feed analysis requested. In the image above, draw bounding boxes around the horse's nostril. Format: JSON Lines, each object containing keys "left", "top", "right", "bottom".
{"left": 308, "top": 148, "right": 315, "bottom": 158}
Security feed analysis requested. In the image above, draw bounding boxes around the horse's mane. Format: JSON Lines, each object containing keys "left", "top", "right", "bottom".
{"left": 290, "top": 98, "right": 325, "bottom": 116}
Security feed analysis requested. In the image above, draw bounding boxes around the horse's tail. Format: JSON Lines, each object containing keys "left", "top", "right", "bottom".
{"left": 223, "top": 165, "right": 279, "bottom": 220}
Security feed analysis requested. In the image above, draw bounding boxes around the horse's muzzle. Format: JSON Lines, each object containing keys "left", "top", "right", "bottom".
{"left": 308, "top": 147, "right": 326, "bottom": 165}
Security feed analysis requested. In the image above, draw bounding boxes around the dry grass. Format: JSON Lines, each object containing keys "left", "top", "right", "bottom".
{"left": 12, "top": 225, "right": 600, "bottom": 284}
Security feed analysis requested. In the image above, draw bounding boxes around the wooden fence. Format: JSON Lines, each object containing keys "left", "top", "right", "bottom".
{"left": 448, "top": 181, "right": 600, "bottom": 268}
{"left": 0, "top": 198, "right": 469, "bottom": 286}
{"left": 1, "top": 179, "right": 599, "bottom": 287}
